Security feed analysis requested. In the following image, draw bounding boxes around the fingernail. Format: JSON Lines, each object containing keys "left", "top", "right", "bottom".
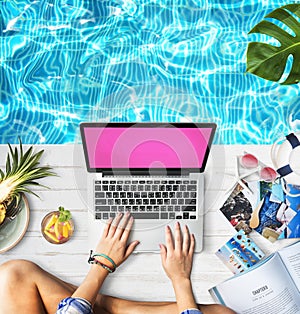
{"left": 176, "top": 221, "right": 180, "bottom": 227}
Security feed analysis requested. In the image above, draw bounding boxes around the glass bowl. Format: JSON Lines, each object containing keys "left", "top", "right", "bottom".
{"left": 41, "top": 211, "right": 74, "bottom": 244}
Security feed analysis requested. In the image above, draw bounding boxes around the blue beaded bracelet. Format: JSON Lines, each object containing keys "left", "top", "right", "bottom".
{"left": 92, "top": 252, "right": 117, "bottom": 269}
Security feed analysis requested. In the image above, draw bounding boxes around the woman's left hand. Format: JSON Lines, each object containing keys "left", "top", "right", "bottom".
{"left": 94, "top": 211, "right": 140, "bottom": 267}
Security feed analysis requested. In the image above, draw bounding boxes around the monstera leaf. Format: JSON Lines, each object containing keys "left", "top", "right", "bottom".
{"left": 246, "top": 4, "right": 300, "bottom": 85}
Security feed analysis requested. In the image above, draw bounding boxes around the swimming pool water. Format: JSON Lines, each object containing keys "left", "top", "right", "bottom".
{"left": 1, "top": 0, "right": 300, "bottom": 144}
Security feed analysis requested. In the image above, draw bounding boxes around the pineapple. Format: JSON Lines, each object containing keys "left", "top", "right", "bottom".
{"left": 0, "top": 139, "right": 56, "bottom": 224}
{"left": 0, "top": 203, "right": 5, "bottom": 224}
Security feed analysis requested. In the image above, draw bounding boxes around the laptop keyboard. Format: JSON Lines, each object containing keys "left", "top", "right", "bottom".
{"left": 94, "top": 179, "right": 198, "bottom": 220}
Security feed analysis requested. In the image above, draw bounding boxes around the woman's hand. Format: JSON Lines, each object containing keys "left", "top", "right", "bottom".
{"left": 95, "top": 211, "right": 140, "bottom": 267}
{"left": 160, "top": 222, "right": 197, "bottom": 313}
{"left": 72, "top": 212, "right": 139, "bottom": 305}
{"left": 160, "top": 222, "right": 195, "bottom": 283}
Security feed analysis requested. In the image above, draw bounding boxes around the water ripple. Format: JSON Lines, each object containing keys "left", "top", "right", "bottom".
{"left": 0, "top": 0, "right": 299, "bottom": 144}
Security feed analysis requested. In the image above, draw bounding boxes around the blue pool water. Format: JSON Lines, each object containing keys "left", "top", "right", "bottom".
{"left": 1, "top": 0, "right": 300, "bottom": 144}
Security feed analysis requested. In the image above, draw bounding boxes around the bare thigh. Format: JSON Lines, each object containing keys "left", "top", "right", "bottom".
{"left": 0, "top": 260, "right": 76, "bottom": 314}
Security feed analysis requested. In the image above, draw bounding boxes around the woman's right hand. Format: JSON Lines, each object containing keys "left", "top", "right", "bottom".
{"left": 94, "top": 211, "right": 140, "bottom": 267}
{"left": 160, "top": 222, "right": 198, "bottom": 313}
{"left": 159, "top": 222, "right": 195, "bottom": 283}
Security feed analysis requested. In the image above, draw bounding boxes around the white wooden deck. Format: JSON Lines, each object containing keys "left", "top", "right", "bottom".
{"left": 0, "top": 144, "right": 297, "bottom": 304}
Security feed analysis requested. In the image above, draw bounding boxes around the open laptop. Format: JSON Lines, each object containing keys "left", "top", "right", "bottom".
{"left": 80, "top": 122, "right": 216, "bottom": 252}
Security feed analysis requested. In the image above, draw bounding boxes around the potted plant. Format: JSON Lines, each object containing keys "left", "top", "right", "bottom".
{"left": 0, "top": 139, "right": 56, "bottom": 225}
{"left": 246, "top": 3, "right": 300, "bottom": 85}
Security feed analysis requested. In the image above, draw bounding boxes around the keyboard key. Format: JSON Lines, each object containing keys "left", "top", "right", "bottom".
{"left": 118, "top": 206, "right": 124, "bottom": 212}
{"left": 183, "top": 206, "right": 196, "bottom": 212}
{"left": 183, "top": 212, "right": 189, "bottom": 219}
{"left": 190, "top": 215, "right": 197, "bottom": 219}
{"left": 169, "top": 212, "right": 175, "bottom": 219}
{"left": 172, "top": 185, "right": 179, "bottom": 191}
{"left": 160, "top": 213, "right": 168, "bottom": 219}
{"left": 185, "top": 199, "right": 196, "bottom": 205}
{"left": 167, "top": 206, "right": 174, "bottom": 211}
{"left": 103, "top": 213, "right": 109, "bottom": 219}
{"left": 131, "top": 213, "right": 160, "bottom": 219}
{"left": 95, "top": 199, "right": 107, "bottom": 205}
{"left": 95, "top": 192, "right": 105, "bottom": 198}
{"left": 187, "top": 185, "right": 197, "bottom": 191}
{"left": 95, "top": 213, "right": 101, "bottom": 219}
{"left": 96, "top": 206, "right": 110, "bottom": 212}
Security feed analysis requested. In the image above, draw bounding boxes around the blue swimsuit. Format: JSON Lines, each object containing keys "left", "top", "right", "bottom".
{"left": 56, "top": 297, "right": 203, "bottom": 314}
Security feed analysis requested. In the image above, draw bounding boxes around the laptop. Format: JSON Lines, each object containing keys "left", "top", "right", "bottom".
{"left": 80, "top": 122, "right": 216, "bottom": 252}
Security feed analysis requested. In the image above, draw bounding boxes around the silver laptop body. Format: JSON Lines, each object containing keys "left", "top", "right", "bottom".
{"left": 81, "top": 122, "right": 216, "bottom": 253}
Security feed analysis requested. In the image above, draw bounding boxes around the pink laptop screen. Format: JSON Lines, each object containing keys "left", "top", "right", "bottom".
{"left": 81, "top": 124, "right": 215, "bottom": 171}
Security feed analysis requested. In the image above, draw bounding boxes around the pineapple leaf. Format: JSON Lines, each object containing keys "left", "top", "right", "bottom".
{"left": 18, "top": 149, "right": 43, "bottom": 174}
{"left": 5, "top": 153, "right": 11, "bottom": 177}
{"left": 19, "top": 137, "right": 23, "bottom": 159}
{"left": 8, "top": 144, "right": 19, "bottom": 176}
{"left": 0, "top": 168, "right": 4, "bottom": 180}
{"left": 1, "top": 139, "right": 56, "bottom": 203}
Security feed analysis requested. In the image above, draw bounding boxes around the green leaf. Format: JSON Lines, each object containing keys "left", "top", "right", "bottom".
{"left": 58, "top": 206, "right": 72, "bottom": 222}
{"left": 246, "top": 4, "right": 300, "bottom": 85}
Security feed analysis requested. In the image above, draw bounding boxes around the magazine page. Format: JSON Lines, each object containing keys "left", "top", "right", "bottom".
{"left": 279, "top": 241, "right": 300, "bottom": 293}
{"left": 210, "top": 254, "right": 300, "bottom": 314}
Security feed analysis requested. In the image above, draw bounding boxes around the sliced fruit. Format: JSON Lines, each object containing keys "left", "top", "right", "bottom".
{"left": 44, "top": 230, "right": 60, "bottom": 243}
{"left": 54, "top": 220, "right": 62, "bottom": 240}
{"left": 62, "top": 223, "right": 69, "bottom": 238}
{"left": 45, "top": 214, "right": 58, "bottom": 231}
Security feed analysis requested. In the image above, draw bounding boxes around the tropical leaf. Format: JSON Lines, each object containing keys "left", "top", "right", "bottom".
{"left": 246, "top": 4, "right": 300, "bottom": 85}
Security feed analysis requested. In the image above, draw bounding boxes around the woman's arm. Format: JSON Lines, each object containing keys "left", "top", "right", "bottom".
{"left": 72, "top": 211, "right": 139, "bottom": 306}
{"left": 160, "top": 222, "right": 198, "bottom": 314}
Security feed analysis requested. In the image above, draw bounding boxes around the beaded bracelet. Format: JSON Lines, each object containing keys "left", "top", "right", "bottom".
{"left": 88, "top": 250, "right": 116, "bottom": 273}
{"left": 92, "top": 252, "right": 117, "bottom": 269}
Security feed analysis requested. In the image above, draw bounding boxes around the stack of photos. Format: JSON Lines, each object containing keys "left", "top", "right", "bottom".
{"left": 216, "top": 230, "right": 265, "bottom": 274}
{"left": 219, "top": 180, "right": 299, "bottom": 242}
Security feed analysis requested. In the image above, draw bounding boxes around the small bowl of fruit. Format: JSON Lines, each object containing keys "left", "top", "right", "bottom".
{"left": 41, "top": 206, "right": 74, "bottom": 244}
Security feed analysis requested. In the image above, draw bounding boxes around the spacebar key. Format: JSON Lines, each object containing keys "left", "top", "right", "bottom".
{"left": 130, "top": 213, "right": 160, "bottom": 219}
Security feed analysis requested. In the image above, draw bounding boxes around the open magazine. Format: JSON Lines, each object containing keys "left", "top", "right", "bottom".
{"left": 209, "top": 241, "right": 300, "bottom": 314}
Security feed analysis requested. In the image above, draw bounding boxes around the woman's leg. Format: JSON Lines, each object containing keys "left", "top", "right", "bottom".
{"left": 0, "top": 260, "right": 235, "bottom": 314}
{"left": 100, "top": 295, "right": 236, "bottom": 314}
{"left": 0, "top": 259, "right": 78, "bottom": 314}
